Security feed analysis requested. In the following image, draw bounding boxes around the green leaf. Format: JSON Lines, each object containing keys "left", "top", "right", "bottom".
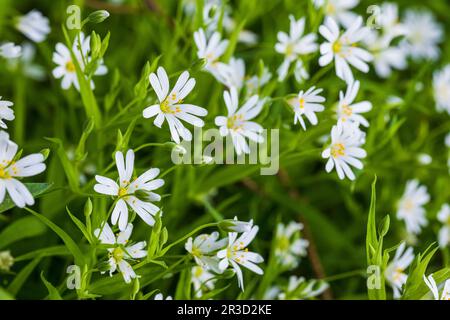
{"left": 66, "top": 206, "right": 93, "bottom": 244}
{"left": 0, "top": 183, "right": 52, "bottom": 214}
{"left": 14, "top": 245, "right": 71, "bottom": 262}
{"left": 0, "top": 287, "right": 14, "bottom": 300}
{"left": 8, "top": 256, "right": 42, "bottom": 296}
{"left": 25, "top": 208, "right": 85, "bottom": 266}
{"left": 46, "top": 137, "right": 79, "bottom": 191}
{"left": 0, "top": 216, "right": 46, "bottom": 250}
{"left": 40, "top": 272, "right": 63, "bottom": 300}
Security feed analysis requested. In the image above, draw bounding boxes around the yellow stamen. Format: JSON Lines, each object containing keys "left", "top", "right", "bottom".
{"left": 331, "top": 143, "right": 345, "bottom": 158}
{"left": 65, "top": 60, "right": 76, "bottom": 72}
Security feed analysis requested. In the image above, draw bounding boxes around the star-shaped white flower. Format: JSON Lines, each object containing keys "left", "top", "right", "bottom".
{"left": 433, "top": 65, "right": 450, "bottom": 115}
{"left": 319, "top": 16, "right": 372, "bottom": 83}
{"left": 143, "top": 67, "right": 207, "bottom": 144}
{"left": 185, "top": 232, "right": 227, "bottom": 273}
{"left": 321, "top": 120, "right": 366, "bottom": 180}
{"left": 288, "top": 86, "right": 325, "bottom": 130}
{"left": 217, "top": 225, "right": 264, "bottom": 291}
{"left": 16, "top": 10, "right": 51, "bottom": 43}
{"left": 396, "top": 179, "right": 429, "bottom": 235}
{"left": 95, "top": 222, "right": 147, "bottom": 284}
{"left": 94, "top": 149, "right": 164, "bottom": 231}
{"left": 437, "top": 204, "right": 450, "bottom": 248}
{"left": 385, "top": 242, "right": 414, "bottom": 299}
{"left": 0, "top": 132, "right": 46, "bottom": 208}
{"left": 0, "top": 97, "right": 15, "bottom": 129}
{"left": 215, "top": 88, "right": 265, "bottom": 155}
{"left": 194, "top": 28, "right": 228, "bottom": 75}
{"left": 275, "top": 15, "right": 318, "bottom": 81}
{"left": 337, "top": 80, "right": 372, "bottom": 127}
{"left": 423, "top": 274, "right": 450, "bottom": 300}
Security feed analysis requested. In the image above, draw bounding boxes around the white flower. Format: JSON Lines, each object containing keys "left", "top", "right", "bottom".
{"left": 217, "top": 225, "right": 264, "bottom": 291}
{"left": 52, "top": 32, "right": 108, "bottom": 91}
{"left": 319, "top": 0, "right": 359, "bottom": 28}
{"left": 274, "top": 222, "right": 309, "bottom": 269}
{"left": 433, "top": 65, "right": 450, "bottom": 115}
{"left": 377, "top": 2, "right": 407, "bottom": 39}
{"left": 275, "top": 15, "right": 318, "bottom": 81}
{"left": 245, "top": 67, "right": 272, "bottom": 96}
{"left": 154, "top": 293, "right": 173, "bottom": 300}
{"left": 94, "top": 222, "right": 147, "bottom": 284}
{"left": 417, "top": 153, "right": 432, "bottom": 165}
{"left": 0, "top": 250, "right": 14, "bottom": 272}
{"left": 401, "top": 10, "right": 443, "bottom": 61}
{"left": 94, "top": 149, "right": 164, "bottom": 231}
{"left": 396, "top": 179, "right": 429, "bottom": 235}
{"left": 194, "top": 28, "right": 228, "bottom": 75}
{"left": 219, "top": 216, "right": 253, "bottom": 233}
{"left": 364, "top": 31, "right": 407, "bottom": 78}
{"left": 385, "top": 242, "right": 414, "bottom": 299}
{"left": 437, "top": 204, "right": 450, "bottom": 248}
{"left": 0, "top": 132, "right": 46, "bottom": 208}
{"left": 288, "top": 86, "right": 325, "bottom": 130}
{"left": 294, "top": 60, "right": 309, "bottom": 84}
{"left": 16, "top": 10, "right": 50, "bottom": 43}
{"left": 321, "top": 120, "right": 366, "bottom": 180}
{"left": 143, "top": 67, "right": 207, "bottom": 144}
{"left": 337, "top": 80, "right": 372, "bottom": 127}
{"left": 0, "top": 97, "right": 15, "bottom": 129}
{"left": 215, "top": 88, "right": 264, "bottom": 155}
{"left": 7, "top": 43, "right": 46, "bottom": 81}
{"left": 215, "top": 57, "right": 246, "bottom": 90}
{"left": 423, "top": 274, "right": 450, "bottom": 300}
{"left": 0, "top": 42, "right": 21, "bottom": 59}
{"left": 191, "top": 266, "right": 216, "bottom": 297}
{"left": 185, "top": 232, "right": 227, "bottom": 273}
{"left": 319, "top": 16, "right": 372, "bottom": 83}
{"left": 278, "top": 276, "right": 329, "bottom": 300}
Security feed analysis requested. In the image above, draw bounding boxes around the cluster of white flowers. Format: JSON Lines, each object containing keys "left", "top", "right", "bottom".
{"left": 265, "top": 276, "right": 329, "bottom": 300}
{"left": 186, "top": 218, "right": 264, "bottom": 293}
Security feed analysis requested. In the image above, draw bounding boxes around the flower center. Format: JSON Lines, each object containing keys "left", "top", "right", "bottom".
{"left": 326, "top": 3, "right": 335, "bottom": 14}
{"left": 112, "top": 247, "right": 125, "bottom": 262}
{"left": 118, "top": 187, "right": 128, "bottom": 198}
{"left": 277, "top": 235, "right": 290, "bottom": 251}
{"left": 403, "top": 199, "right": 414, "bottom": 211}
{"left": 194, "top": 266, "right": 203, "bottom": 278}
{"left": 342, "top": 104, "right": 353, "bottom": 117}
{"left": 191, "top": 246, "right": 202, "bottom": 257}
{"left": 65, "top": 60, "right": 76, "bottom": 72}
{"left": 285, "top": 43, "right": 295, "bottom": 57}
{"left": 160, "top": 99, "right": 181, "bottom": 114}
{"left": 331, "top": 143, "right": 345, "bottom": 158}
{"left": 299, "top": 98, "right": 305, "bottom": 109}
{"left": 227, "top": 114, "right": 244, "bottom": 130}
{"left": 332, "top": 41, "right": 342, "bottom": 53}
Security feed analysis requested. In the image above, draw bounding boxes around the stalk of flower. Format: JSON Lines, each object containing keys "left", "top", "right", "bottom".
{"left": 185, "top": 231, "right": 227, "bottom": 273}
{"left": 384, "top": 242, "right": 414, "bottom": 299}
{"left": 94, "top": 149, "right": 164, "bottom": 231}
{"left": 275, "top": 15, "right": 318, "bottom": 81}
{"left": 52, "top": 32, "right": 108, "bottom": 91}
{"left": 318, "top": 16, "right": 373, "bottom": 83}
{"left": 423, "top": 274, "right": 450, "bottom": 300}
{"left": 217, "top": 225, "right": 264, "bottom": 291}
{"left": 94, "top": 222, "right": 147, "bottom": 284}
{"left": 0, "top": 97, "right": 15, "bottom": 129}
{"left": 321, "top": 120, "right": 367, "bottom": 180}
{"left": 288, "top": 86, "right": 325, "bottom": 130}
{"left": 143, "top": 66, "right": 207, "bottom": 144}
{"left": 396, "top": 179, "right": 429, "bottom": 235}
{"left": 274, "top": 222, "right": 309, "bottom": 270}
{"left": 0, "top": 132, "right": 46, "bottom": 208}
{"left": 437, "top": 204, "right": 450, "bottom": 248}
{"left": 336, "top": 80, "right": 372, "bottom": 127}
{"left": 214, "top": 87, "right": 265, "bottom": 155}
{"left": 15, "top": 10, "right": 51, "bottom": 43}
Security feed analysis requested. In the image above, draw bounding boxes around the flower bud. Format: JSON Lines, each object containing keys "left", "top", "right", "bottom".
{"left": 218, "top": 217, "right": 253, "bottom": 233}
{"left": 0, "top": 250, "right": 14, "bottom": 272}
{"left": 87, "top": 10, "right": 110, "bottom": 24}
